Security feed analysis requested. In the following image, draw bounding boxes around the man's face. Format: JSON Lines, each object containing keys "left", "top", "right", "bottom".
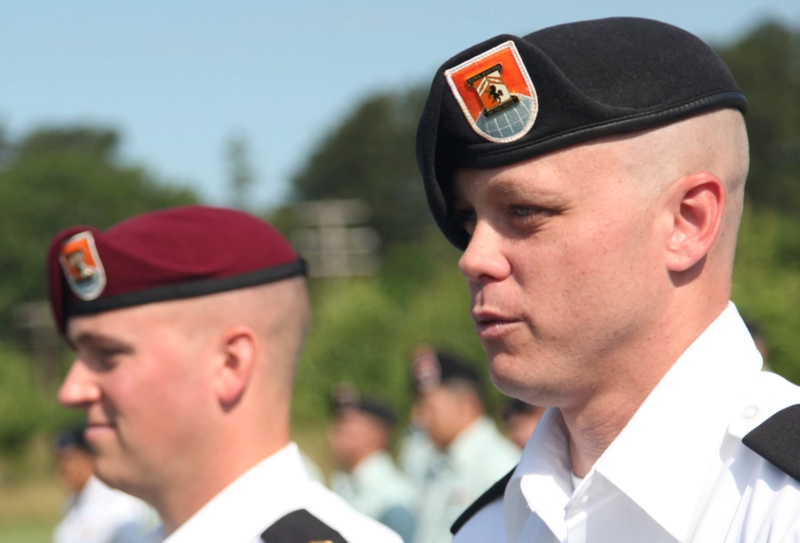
{"left": 328, "top": 408, "right": 386, "bottom": 472}
{"left": 416, "top": 386, "right": 470, "bottom": 449}
{"left": 56, "top": 446, "right": 94, "bottom": 494}
{"left": 454, "top": 140, "right": 670, "bottom": 407}
{"left": 58, "top": 302, "right": 215, "bottom": 496}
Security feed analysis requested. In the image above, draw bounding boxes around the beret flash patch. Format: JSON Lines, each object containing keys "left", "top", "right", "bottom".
{"left": 413, "top": 352, "right": 441, "bottom": 393}
{"left": 444, "top": 40, "right": 538, "bottom": 143}
{"left": 59, "top": 231, "right": 107, "bottom": 301}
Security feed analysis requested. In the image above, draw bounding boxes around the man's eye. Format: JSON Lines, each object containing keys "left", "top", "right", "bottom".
{"left": 511, "top": 206, "right": 553, "bottom": 219}
{"left": 89, "top": 350, "right": 123, "bottom": 370}
{"left": 456, "top": 209, "right": 477, "bottom": 228}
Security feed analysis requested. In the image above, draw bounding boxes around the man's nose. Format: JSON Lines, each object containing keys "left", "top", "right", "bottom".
{"left": 458, "top": 223, "right": 512, "bottom": 284}
{"left": 58, "top": 360, "right": 102, "bottom": 408}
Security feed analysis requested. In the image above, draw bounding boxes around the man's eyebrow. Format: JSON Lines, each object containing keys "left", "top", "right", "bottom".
{"left": 457, "top": 176, "right": 568, "bottom": 208}
{"left": 69, "top": 332, "right": 134, "bottom": 353}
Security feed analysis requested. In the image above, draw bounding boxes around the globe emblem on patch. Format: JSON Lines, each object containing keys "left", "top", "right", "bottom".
{"left": 475, "top": 94, "right": 535, "bottom": 139}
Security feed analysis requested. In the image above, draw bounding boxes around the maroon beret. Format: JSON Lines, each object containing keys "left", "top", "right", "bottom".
{"left": 47, "top": 205, "right": 306, "bottom": 336}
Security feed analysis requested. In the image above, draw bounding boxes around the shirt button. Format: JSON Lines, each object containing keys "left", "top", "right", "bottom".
{"left": 742, "top": 405, "right": 759, "bottom": 419}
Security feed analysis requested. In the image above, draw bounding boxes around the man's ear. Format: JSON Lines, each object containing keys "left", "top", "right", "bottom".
{"left": 214, "top": 327, "right": 258, "bottom": 409}
{"left": 664, "top": 172, "right": 725, "bottom": 273}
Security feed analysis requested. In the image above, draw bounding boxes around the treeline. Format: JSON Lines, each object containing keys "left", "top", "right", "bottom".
{"left": 1, "top": 21, "right": 799, "bottom": 461}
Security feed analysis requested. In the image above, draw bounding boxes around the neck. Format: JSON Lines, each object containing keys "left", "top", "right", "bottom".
{"left": 155, "top": 418, "right": 291, "bottom": 535}
{"left": 561, "top": 295, "right": 727, "bottom": 477}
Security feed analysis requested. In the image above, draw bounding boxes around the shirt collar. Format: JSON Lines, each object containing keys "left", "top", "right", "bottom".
{"left": 506, "top": 408, "right": 572, "bottom": 542}
{"left": 164, "top": 442, "right": 309, "bottom": 543}
{"left": 595, "top": 302, "right": 761, "bottom": 540}
{"left": 506, "top": 302, "right": 762, "bottom": 542}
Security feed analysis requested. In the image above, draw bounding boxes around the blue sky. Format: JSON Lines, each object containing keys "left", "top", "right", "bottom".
{"left": 2, "top": 1, "right": 798, "bottom": 209}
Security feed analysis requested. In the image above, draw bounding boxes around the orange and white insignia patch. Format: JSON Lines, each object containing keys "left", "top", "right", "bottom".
{"left": 445, "top": 41, "right": 538, "bottom": 143}
{"left": 59, "top": 231, "right": 107, "bottom": 301}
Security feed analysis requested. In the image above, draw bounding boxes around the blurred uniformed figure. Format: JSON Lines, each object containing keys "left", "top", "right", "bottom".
{"left": 53, "top": 427, "right": 158, "bottom": 543}
{"left": 410, "top": 349, "right": 518, "bottom": 543}
{"left": 500, "top": 399, "right": 546, "bottom": 450}
{"left": 397, "top": 346, "right": 437, "bottom": 487}
{"left": 396, "top": 415, "right": 435, "bottom": 487}
{"left": 329, "top": 384, "right": 418, "bottom": 542}
{"left": 47, "top": 207, "right": 402, "bottom": 543}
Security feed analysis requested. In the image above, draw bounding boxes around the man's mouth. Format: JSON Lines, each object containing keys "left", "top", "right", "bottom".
{"left": 84, "top": 421, "right": 116, "bottom": 436}
{"left": 472, "top": 310, "right": 523, "bottom": 339}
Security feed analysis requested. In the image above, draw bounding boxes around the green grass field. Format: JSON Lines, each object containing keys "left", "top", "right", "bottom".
{"left": 0, "top": 523, "right": 54, "bottom": 543}
{"left": 0, "top": 472, "right": 61, "bottom": 543}
{"left": 0, "top": 425, "right": 334, "bottom": 543}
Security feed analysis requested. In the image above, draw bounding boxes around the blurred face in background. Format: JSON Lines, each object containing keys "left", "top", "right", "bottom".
{"left": 56, "top": 446, "right": 94, "bottom": 495}
{"left": 329, "top": 408, "right": 390, "bottom": 472}
{"left": 502, "top": 407, "right": 546, "bottom": 450}
{"left": 58, "top": 301, "right": 217, "bottom": 499}
{"left": 416, "top": 383, "right": 482, "bottom": 449}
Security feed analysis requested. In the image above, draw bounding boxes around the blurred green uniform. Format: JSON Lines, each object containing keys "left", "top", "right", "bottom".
{"left": 331, "top": 451, "right": 419, "bottom": 542}
{"left": 397, "top": 426, "right": 436, "bottom": 486}
{"left": 413, "top": 416, "right": 519, "bottom": 543}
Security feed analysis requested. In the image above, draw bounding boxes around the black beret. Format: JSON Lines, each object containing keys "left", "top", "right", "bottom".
{"left": 416, "top": 17, "right": 747, "bottom": 249}
{"left": 412, "top": 349, "right": 483, "bottom": 394}
{"left": 331, "top": 383, "right": 398, "bottom": 427}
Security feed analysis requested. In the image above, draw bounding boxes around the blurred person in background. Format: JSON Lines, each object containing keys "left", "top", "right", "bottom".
{"left": 397, "top": 345, "right": 437, "bottom": 486}
{"left": 54, "top": 427, "right": 158, "bottom": 543}
{"left": 410, "top": 349, "right": 518, "bottom": 543}
{"left": 328, "top": 384, "right": 418, "bottom": 542}
{"left": 500, "top": 399, "right": 546, "bottom": 450}
{"left": 48, "top": 206, "right": 402, "bottom": 543}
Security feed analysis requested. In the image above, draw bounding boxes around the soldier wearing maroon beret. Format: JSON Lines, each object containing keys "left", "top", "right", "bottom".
{"left": 416, "top": 17, "right": 800, "bottom": 543}
{"left": 48, "top": 206, "right": 403, "bottom": 543}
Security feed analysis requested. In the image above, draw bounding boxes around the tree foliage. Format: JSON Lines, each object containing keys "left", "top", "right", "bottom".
{"left": 290, "top": 89, "right": 434, "bottom": 247}
{"left": 718, "top": 22, "right": 800, "bottom": 213}
{"left": 0, "top": 126, "right": 198, "bottom": 338}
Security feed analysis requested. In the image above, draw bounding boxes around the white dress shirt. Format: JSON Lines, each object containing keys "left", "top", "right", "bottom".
{"left": 454, "top": 303, "right": 800, "bottom": 543}
{"left": 54, "top": 475, "right": 159, "bottom": 543}
{"left": 152, "top": 442, "right": 402, "bottom": 543}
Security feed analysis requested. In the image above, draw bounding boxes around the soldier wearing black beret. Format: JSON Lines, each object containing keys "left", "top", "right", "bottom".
{"left": 328, "top": 384, "right": 418, "bottom": 543}
{"left": 48, "top": 206, "right": 402, "bottom": 543}
{"left": 416, "top": 17, "right": 800, "bottom": 542}
{"left": 409, "top": 348, "right": 518, "bottom": 543}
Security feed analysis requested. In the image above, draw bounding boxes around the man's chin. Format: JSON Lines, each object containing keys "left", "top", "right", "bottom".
{"left": 487, "top": 350, "right": 550, "bottom": 402}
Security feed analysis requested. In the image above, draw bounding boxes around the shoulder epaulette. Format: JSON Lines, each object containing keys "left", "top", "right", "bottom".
{"left": 261, "top": 509, "right": 348, "bottom": 543}
{"left": 742, "top": 404, "right": 800, "bottom": 483}
{"left": 450, "top": 467, "right": 516, "bottom": 535}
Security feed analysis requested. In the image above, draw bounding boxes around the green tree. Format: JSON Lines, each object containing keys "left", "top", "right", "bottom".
{"left": 718, "top": 22, "right": 800, "bottom": 213}
{"left": 0, "top": 126, "right": 198, "bottom": 340}
{"left": 291, "top": 89, "right": 433, "bottom": 247}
